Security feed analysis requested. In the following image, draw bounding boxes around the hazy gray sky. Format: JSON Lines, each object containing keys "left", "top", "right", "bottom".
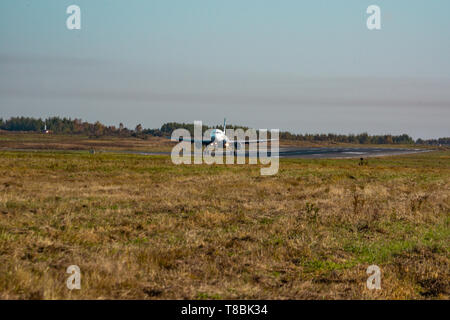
{"left": 1, "top": 0, "right": 449, "bottom": 138}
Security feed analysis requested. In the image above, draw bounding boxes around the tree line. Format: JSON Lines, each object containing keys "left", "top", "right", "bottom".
{"left": 0, "top": 116, "right": 448, "bottom": 145}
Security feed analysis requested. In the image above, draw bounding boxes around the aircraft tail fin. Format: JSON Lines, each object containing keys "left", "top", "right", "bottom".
{"left": 223, "top": 118, "right": 227, "bottom": 132}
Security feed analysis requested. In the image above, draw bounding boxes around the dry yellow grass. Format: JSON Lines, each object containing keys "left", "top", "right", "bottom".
{"left": 0, "top": 146, "right": 448, "bottom": 299}
{"left": 0, "top": 132, "right": 174, "bottom": 152}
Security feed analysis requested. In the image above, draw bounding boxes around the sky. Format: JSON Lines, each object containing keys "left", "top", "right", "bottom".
{"left": 0, "top": 0, "right": 449, "bottom": 139}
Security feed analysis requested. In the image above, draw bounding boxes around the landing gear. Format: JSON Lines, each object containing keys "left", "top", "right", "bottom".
{"left": 203, "top": 148, "right": 214, "bottom": 157}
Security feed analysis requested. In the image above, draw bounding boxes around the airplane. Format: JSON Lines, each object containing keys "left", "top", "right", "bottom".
{"left": 172, "top": 118, "right": 276, "bottom": 153}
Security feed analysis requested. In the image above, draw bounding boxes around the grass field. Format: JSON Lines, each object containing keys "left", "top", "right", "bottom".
{"left": 0, "top": 132, "right": 175, "bottom": 152}
{"left": 0, "top": 145, "right": 448, "bottom": 299}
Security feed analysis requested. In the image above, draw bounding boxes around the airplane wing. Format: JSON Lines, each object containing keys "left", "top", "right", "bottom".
{"left": 170, "top": 137, "right": 213, "bottom": 145}
{"left": 231, "top": 138, "right": 278, "bottom": 145}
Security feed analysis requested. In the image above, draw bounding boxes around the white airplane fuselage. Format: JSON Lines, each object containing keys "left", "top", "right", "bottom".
{"left": 210, "top": 129, "right": 230, "bottom": 148}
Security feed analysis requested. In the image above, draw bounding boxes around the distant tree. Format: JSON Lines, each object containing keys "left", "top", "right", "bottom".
{"left": 393, "top": 134, "right": 414, "bottom": 144}
{"left": 385, "top": 135, "right": 393, "bottom": 144}
{"left": 135, "top": 124, "right": 142, "bottom": 134}
{"left": 93, "top": 121, "right": 105, "bottom": 137}
{"left": 416, "top": 137, "right": 450, "bottom": 146}
{"left": 73, "top": 119, "right": 83, "bottom": 134}
{"left": 358, "top": 133, "right": 370, "bottom": 144}
{"left": 1, "top": 117, "right": 44, "bottom": 131}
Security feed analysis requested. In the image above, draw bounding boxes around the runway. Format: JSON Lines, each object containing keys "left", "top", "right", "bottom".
{"left": 277, "top": 147, "right": 429, "bottom": 159}
{"left": 138, "top": 147, "right": 429, "bottom": 159}
{"left": 1, "top": 146, "right": 428, "bottom": 159}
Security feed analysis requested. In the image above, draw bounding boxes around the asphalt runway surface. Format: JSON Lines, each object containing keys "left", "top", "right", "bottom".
{"left": 1, "top": 147, "right": 429, "bottom": 159}
{"left": 139, "top": 147, "right": 429, "bottom": 159}
{"left": 277, "top": 147, "right": 428, "bottom": 159}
